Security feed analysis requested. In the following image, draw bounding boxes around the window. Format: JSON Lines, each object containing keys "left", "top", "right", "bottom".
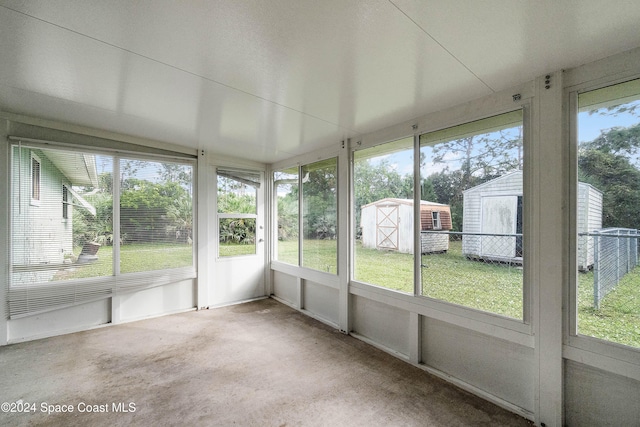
{"left": 431, "top": 211, "right": 441, "bottom": 230}
{"left": 31, "top": 153, "right": 41, "bottom": 203}
{"left": 419, "top": 110, "right": 524, "bottom": 319}
{"left": 119, "top": 158, "right": 194, "bottom": 273}
{"left": 353, "top": 137, "right": 414, "bottom": 292}
{"left": 62, "top": 185, "right": 69, "bottom": 219}
{"left": 302, "top": 158, "right": 337, "bottom": 274}
{"left": 9, "top": 143, "right": 195, "bottom": 318}
{"left": 274, "top": 167, "right": 299, "bottom": 265}
{"left": 217, "top": 168, "right": 259, "bottom": 258}
{"left": 575, "top": 78, "right": 640, "bottom": 349}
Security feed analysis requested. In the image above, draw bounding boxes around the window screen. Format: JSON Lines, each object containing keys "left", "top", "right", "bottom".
{"left": 9, "top": 143, "right": 195, "bottom": 318}
{"left": 576, "top": 78, "right": 640, "bottom": 348}
{"left": 419, "top": 110, "right": 524, "bottom": 319}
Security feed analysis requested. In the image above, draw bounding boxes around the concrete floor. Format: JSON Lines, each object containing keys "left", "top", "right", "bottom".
{"left": 0, "top": 298, "right": 532, "bottom": 426}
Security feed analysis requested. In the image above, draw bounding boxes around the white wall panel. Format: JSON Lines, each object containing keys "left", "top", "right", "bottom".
{"left": 421, "top": 317, "right": 534, "bottom": 413}
{"left": 351, "top": 295, "right": 410, "bottom": 357}
{"left": 7, "top": 299, "right": 110, "bottom": 343}
{"left": 303, "top": 280, "right": 339, "bottom": 325}
{"left": 118, "top": 280, "right": 195, "bottom": 322}
{"left": 272, "top": 270, "right": 298, "bottom": 306}
{"left": 565, "top": 360, "right": 640, "bottom": 426}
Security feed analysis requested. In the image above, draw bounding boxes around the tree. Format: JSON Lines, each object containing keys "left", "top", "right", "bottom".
{"left": 430, "top": 127, "right": 523, "bottom": 191}
{"left": 353, "top": 158, "right": 412, "bottom": 237}
{"left": 579, "top": 122, "right": 640, "bottom": 229}
{"left": 301, "top": 161, "right": 338, "bottom": 239}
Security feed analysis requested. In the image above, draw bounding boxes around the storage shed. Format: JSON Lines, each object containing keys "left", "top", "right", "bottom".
{"left": 462, "top": 171, "right": 602, "bottom": 268}
{"left": 360, "top": 198, "right": 452, "bottom": 254}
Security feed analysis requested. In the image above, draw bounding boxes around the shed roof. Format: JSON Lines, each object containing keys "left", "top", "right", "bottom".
{"left": 362, "top": 198, "right": 449, "bottom": 209}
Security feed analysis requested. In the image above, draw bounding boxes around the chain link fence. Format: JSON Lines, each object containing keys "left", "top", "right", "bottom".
{"left": 420, "top": 231, "right": 523, "bottom": 319}
{"left": 584, "top": 228, "right": 640, "bottom": 309}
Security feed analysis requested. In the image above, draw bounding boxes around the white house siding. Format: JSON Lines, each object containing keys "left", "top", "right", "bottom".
{"left": 11, "top": 147, "right": 72, "bottom": 285}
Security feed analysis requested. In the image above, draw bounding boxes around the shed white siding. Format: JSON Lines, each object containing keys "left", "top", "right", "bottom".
{"left": 463, "top": 171, "right": 602, "bottom": 268}
{"left": 577, "top": 183, "right": 603, "bottom": 270}
{"left": 462, "top": 172, "right": 523, "bottom": 262}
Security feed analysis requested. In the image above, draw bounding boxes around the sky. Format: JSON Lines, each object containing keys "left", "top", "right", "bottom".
{"left": 364, "top": 100, "right": 640, "bottom": 182}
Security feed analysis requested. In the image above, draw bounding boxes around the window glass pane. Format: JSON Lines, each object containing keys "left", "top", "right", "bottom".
{"left": 577, "top": 78, "right": 640, "bottom": 348}
{"left": 11, "top": 146, "right": 113, "bottom": 284}
{"left": 217, "top": 169, "right": 259, "bottom": 257}
{"left": 419, "top": 110, "right": 524, "bottom": 319}
{"left": 274, "top": 167, "right": 299, "bottom": 265}
{"left": 353, "top": 137, "right": 414, "bottom": 292}
{"left": 302, "top": 158, "right": 337, "bottom": 273}
{"left": 119, "top": 159, "right": 194, "bottom": 273}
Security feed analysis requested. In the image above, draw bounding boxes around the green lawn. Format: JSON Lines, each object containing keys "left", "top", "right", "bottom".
{"left": 277, "top": 238, "right": 639, "bottom": 347}
{"left": 219, "top": 242, "right": 257, "bottom": 257}
{"left": 578, "top": 268, "right": 640, "bottom": 348}
{"left": 53, "top": 243, "right": 193, "bottom": 280}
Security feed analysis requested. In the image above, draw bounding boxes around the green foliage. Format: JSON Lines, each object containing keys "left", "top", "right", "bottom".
{"left": 353, "top": 159, "right": 412, "bottom": 237}
{"left": 579, "top": 123, "right": 640, "bottom": 229}
{"left": 578, "top": 267, "right": 640, "bottom": 348}
{"left": 73, "top": 173, "right": 193, "bottom": 247}
{"left": 219, "top": 218, "right": 256, "bottom": 245}
{"left": 120, "top": 179, "right": 192, "bottom": 243}
{"left": 73, "top": 192, "right": 114, "bottom": 247}
{"left": 217, "top": 176, "right": 257, "bottom": 246}
{"left": 302, "top": 161, "right": 337, "bottom": 240}
{"left": 424, "top": 128, "right": 523, "bottom": 231}
{"left": 277, "top": 193, "right": 298, "bottom": 241}
{"left": 217, "top": 192, "right": 256, "bottom": 214}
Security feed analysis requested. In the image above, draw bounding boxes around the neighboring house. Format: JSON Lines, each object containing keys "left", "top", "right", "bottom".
{"left": 360, "top": 198, "right": 452, "bottom": 254}
{"left": 462, "top": 170, "right": 602, "bottom": 268}
{"left": 11, "top": 146, "right": 98, "bottom": 284}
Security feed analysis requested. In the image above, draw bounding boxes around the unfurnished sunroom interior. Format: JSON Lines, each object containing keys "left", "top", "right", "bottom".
{"left": 1, "top": 1, "right": 640, "bottom": 426}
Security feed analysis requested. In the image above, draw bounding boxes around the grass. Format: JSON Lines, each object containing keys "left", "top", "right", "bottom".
{"left": 53, "top": 243, "right": 193, "bottom": 280}
{"left": 578, "top": 268, "right": 640, "bottom": 348}
{"left": 277, "top": 238, "right": 639, "bottom": 348}
{"left": 219, "top": 242, "right": 256, "bottom": 257}
{"left": 357, "top": 240, "right": 523, "bottom": 319}
{"left": 276, "top": 239, "right": 337, "bottom": 273}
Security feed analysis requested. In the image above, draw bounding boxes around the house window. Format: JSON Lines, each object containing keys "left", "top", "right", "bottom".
{"left": 575, "top": 78, "right": 640, "bottom": 349}
{"left": 353, "top": 137, "right": 414, "bottom": 292}
{"left": 431, "top": 211, "right": 441, "bottom": 230}
{"left": 419, "top": 109, "right": 525, "bottom": 319}
{"left": 62, "top": 185, "right": 69, "bottom": 219}
{"left": 31, "top": 153, "right": 41, "bottom": 203}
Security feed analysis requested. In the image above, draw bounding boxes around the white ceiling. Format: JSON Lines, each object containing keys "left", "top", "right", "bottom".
{"left": 1, "top": 0, "right": 640, "bottom": 164}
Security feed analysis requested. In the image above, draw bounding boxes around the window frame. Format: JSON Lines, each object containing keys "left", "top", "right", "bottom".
{"left": 417, "top": 108, "right": 528, "bottom": 321}
{"left": 431, "top": 211, "right": 441, "bottom": 230}
{"left": 62, "top": 184, "right": 69, "bottom": 220}
{"left": 270, "top": 146, "right": 341, "bottom": 282}
{"left": 272, "top": 166, "right": 300, "bottom": 266}
{"left": 215, "top": 167, "right": 261, "bottom": 259}
{"left": 349, "top": 100, "right": 532, "bottom": 335}
{"left": 566, "top": 75, "right": 640, "bottom": 363}
{"left": 8, "top": 138, "right": 197, "bottom": 319}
